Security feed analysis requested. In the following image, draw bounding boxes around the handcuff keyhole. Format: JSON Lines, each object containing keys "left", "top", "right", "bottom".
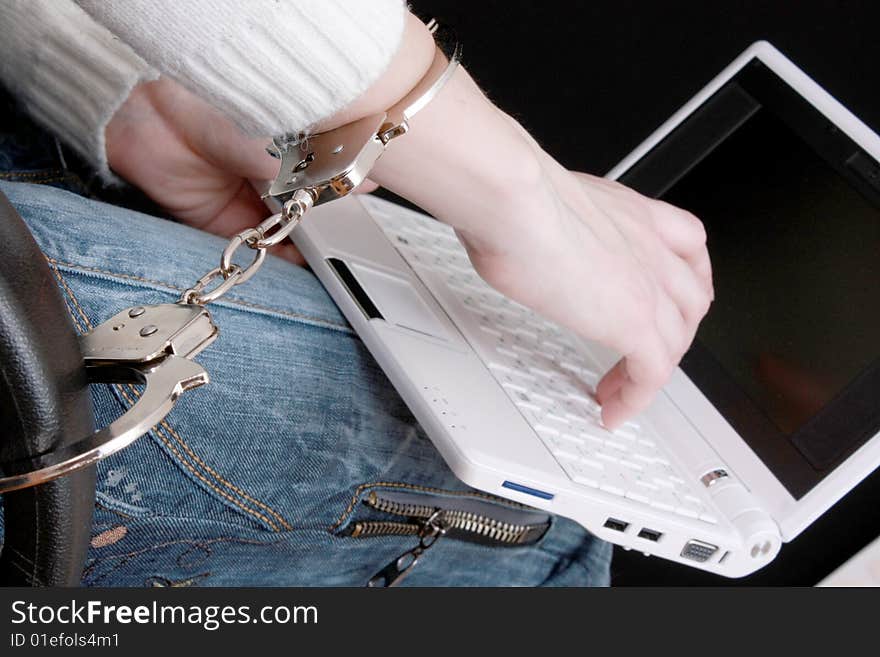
{"left": 293, "top": 151, "right": 316, "bottom": 172}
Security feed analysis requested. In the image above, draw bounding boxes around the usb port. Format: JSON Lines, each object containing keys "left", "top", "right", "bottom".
{"left": 603, "top": 518, "right": 629, "bottom": 532}
{"left": 637, "top": 528, "right": 663, "bottom": 542}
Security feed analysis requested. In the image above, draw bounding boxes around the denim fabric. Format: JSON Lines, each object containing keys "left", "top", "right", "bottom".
{"left": 0, "top": 96, "right": 612, "bottom": 587}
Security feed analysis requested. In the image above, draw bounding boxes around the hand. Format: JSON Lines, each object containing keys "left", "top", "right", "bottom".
{"left": 368, "top": 56, "right": 714, "bottom": 429}
{"left": 106, "top": 78, "right": 308, "bottom": 263}
{"left": 457, "top": 153, "right": 713, "bottom": 429}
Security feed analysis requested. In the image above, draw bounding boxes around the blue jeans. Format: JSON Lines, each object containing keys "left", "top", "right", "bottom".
{"left": 0, "top": 97, "right": 611, "bottom": 586}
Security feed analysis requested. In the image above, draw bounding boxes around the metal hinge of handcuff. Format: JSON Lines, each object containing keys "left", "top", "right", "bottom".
{"left": 0, "top": 22, "right": 461, "bottom": 494}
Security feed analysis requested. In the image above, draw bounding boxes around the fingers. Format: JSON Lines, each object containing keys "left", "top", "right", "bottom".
{"left": 197, "top": 181, "right": 268, "bottom": 236}
{"left": 596, "top": 296, "right": 682, "bottom": 429}
{"left": 595, "top": 358, "right": 629, "bottom": 404}
{"left": 599, "top": 329, "right": 674, "bottom": 430}
{"left": 195, "top": 182, "right": 306, "bottom": 265}
{"left": 271, "top": 242, "right": 307, "bottom": 265}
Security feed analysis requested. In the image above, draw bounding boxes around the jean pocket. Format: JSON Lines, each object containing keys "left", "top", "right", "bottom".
{"left": 334, "top": 483, "right": 552, "bottom": 587}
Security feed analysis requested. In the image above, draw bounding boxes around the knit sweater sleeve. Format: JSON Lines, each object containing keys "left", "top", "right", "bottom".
{"left": 0, "top": 0, "right": 406, "bottom": 181}
{"left": 76, "top": 0, "right": 407, "bottom": 136}
{"left": 0, "top": 0, "right": 158, "bottom": 181}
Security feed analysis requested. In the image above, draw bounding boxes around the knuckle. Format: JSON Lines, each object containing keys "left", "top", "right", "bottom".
{"left": 698, "top": 292, "right": 712, "bottom": 316}
{"left": 644, "top": 363, "right": 671, "bottom": 389}
{"left": 688, "top": 290, "right": 712, "bottom": 319}
{"left": 625, "top": 299, "right": 656, "bottom": 336}
{"left": 684, "top": 211, "right": 708, "bottom": 243}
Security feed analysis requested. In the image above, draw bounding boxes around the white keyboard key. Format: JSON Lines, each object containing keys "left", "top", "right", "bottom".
{"left": 603, "top": 438, "right": 627, "bottom": 452}
{"left": 625, "top": 490, "right": 651, "bottom": 504}
{"left": 560, "top": 461, "right": 599, "bottom": 487}
{"left": 579, "top": 432, "right": 604, "bottom": 447}
{"left": 496, "top": 346, "right": 519, "bottom": 360}
{"left": 538, "top": 416, "right": 570, "bottom": 434}
{"left": 599, "top": 481, "right": 625, "bottom": 497}
{"left": 502, "top": 381, "right": 529, "bottom": 395}
{"left": 577, "top": 454, "right": 605, "bottom": 471}
{"left": 548, "top": 441, "right": 580, "bottom": 461}
{"left": 572, "top": 472, "right": 600, "bottom": 488}
{"left": 545, "top": 411, "right": 570, "bottom": 425}
{"left": 567, "top": 392, "right": 600, "bottom": 409}
{"left": 699, "top": 512, "right": 719, "bottom": 525}
{"left": 533, "top": 423, "right": 560, "bottom": 436}
{"left": 516, "top": 404, "right": 544, "bottom": 426}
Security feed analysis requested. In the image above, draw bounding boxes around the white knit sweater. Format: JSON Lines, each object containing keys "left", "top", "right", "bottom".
{"left": 0, "top": 0, "right": 405, "bottom": 180}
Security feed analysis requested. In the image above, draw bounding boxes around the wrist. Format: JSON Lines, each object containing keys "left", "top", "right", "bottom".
{"left": 370, "top": 67, "right": 544, "bottom": 246}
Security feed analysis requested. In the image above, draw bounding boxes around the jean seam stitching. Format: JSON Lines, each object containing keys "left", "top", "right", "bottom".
{"left": 111, "top": 385, "right": 293, "bottom": 531}
{"left": 113, "top": 384, "right": 291, "bottom": 532}
{"left": 46, "top": 258, "right": 293, "bottom": 533}
{"left": 329, "top": 481, "right": 534, "bottom": 532}
{"left": 47, "top": 257, "right": 352, "bottom": 333}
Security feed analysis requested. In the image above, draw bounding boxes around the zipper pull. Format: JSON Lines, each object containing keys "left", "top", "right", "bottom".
{"left": 367, "top": 510, "right": 448, "bottom": 587}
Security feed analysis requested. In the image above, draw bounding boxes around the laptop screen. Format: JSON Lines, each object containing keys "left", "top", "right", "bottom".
{"left": 619, "top": 58, "right": 880, "bottom": 499}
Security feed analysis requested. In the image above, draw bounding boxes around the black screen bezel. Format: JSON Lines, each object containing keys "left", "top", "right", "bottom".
{"left": 618, "top": 59, "right": 880, "bottom": 499}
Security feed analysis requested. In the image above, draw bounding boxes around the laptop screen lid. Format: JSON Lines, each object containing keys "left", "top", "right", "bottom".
{"left": 609, "top": 42, "right": 880, "bottom": 539}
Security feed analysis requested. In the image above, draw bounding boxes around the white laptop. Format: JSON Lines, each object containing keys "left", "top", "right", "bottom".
{"left": 284, "top": 42, "right": 880, "bottom": 577}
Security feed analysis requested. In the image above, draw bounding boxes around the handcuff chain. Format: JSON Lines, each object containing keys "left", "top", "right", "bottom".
{"left": 180, "top": 189, "right": 315, "bottom": 306}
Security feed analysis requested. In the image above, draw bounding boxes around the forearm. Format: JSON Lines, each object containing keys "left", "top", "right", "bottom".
{"left": 314, "top": 14, "right": 540, "bottom": 249}
{"left": 371, "top": 66, "right": 540, "bottom": 248}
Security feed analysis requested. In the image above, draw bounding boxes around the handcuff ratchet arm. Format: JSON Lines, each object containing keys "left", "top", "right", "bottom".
{"left": 0, "top": 303, "right": 216, "bottom": 493}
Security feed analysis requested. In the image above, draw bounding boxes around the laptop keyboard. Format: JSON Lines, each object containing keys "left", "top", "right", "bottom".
{"left": 367, "top": 199, "right": 718, "bottom": 525}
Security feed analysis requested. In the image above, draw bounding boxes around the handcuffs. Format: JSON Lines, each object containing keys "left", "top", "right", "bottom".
{"left": 0, "top": 21, "right": 461, "bottom": 494}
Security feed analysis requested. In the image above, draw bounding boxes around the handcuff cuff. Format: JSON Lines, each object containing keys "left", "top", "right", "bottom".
{"left": 0, "top": 21, "right": 461, "bottom": 494}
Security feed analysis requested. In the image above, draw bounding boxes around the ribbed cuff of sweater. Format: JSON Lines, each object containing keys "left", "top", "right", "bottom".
{"left": 77, "top": 0, "right": 407, "bottom": 137}
{"left": 0, "top": 0, "right": 158, "bottom": 183}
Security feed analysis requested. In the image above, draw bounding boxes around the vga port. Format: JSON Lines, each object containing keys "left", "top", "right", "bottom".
{"left": 680, "top": 540, "right": 718, "bottom": 563}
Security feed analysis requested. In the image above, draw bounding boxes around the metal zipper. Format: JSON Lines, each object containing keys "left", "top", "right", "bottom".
{"left": 357, "top": 490, "right": 550, "bottom": 587}
{"left": 356, "top": 490, "right": 541, "bottom": 545}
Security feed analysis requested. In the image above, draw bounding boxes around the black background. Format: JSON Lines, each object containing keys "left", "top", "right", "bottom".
{"left": 411, "top": 0, "right": 880, "bottom": 586}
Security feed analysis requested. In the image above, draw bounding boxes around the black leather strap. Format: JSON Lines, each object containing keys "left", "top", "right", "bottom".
{"left": 0, "top": 190, "right": 96, "bottom": 586}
